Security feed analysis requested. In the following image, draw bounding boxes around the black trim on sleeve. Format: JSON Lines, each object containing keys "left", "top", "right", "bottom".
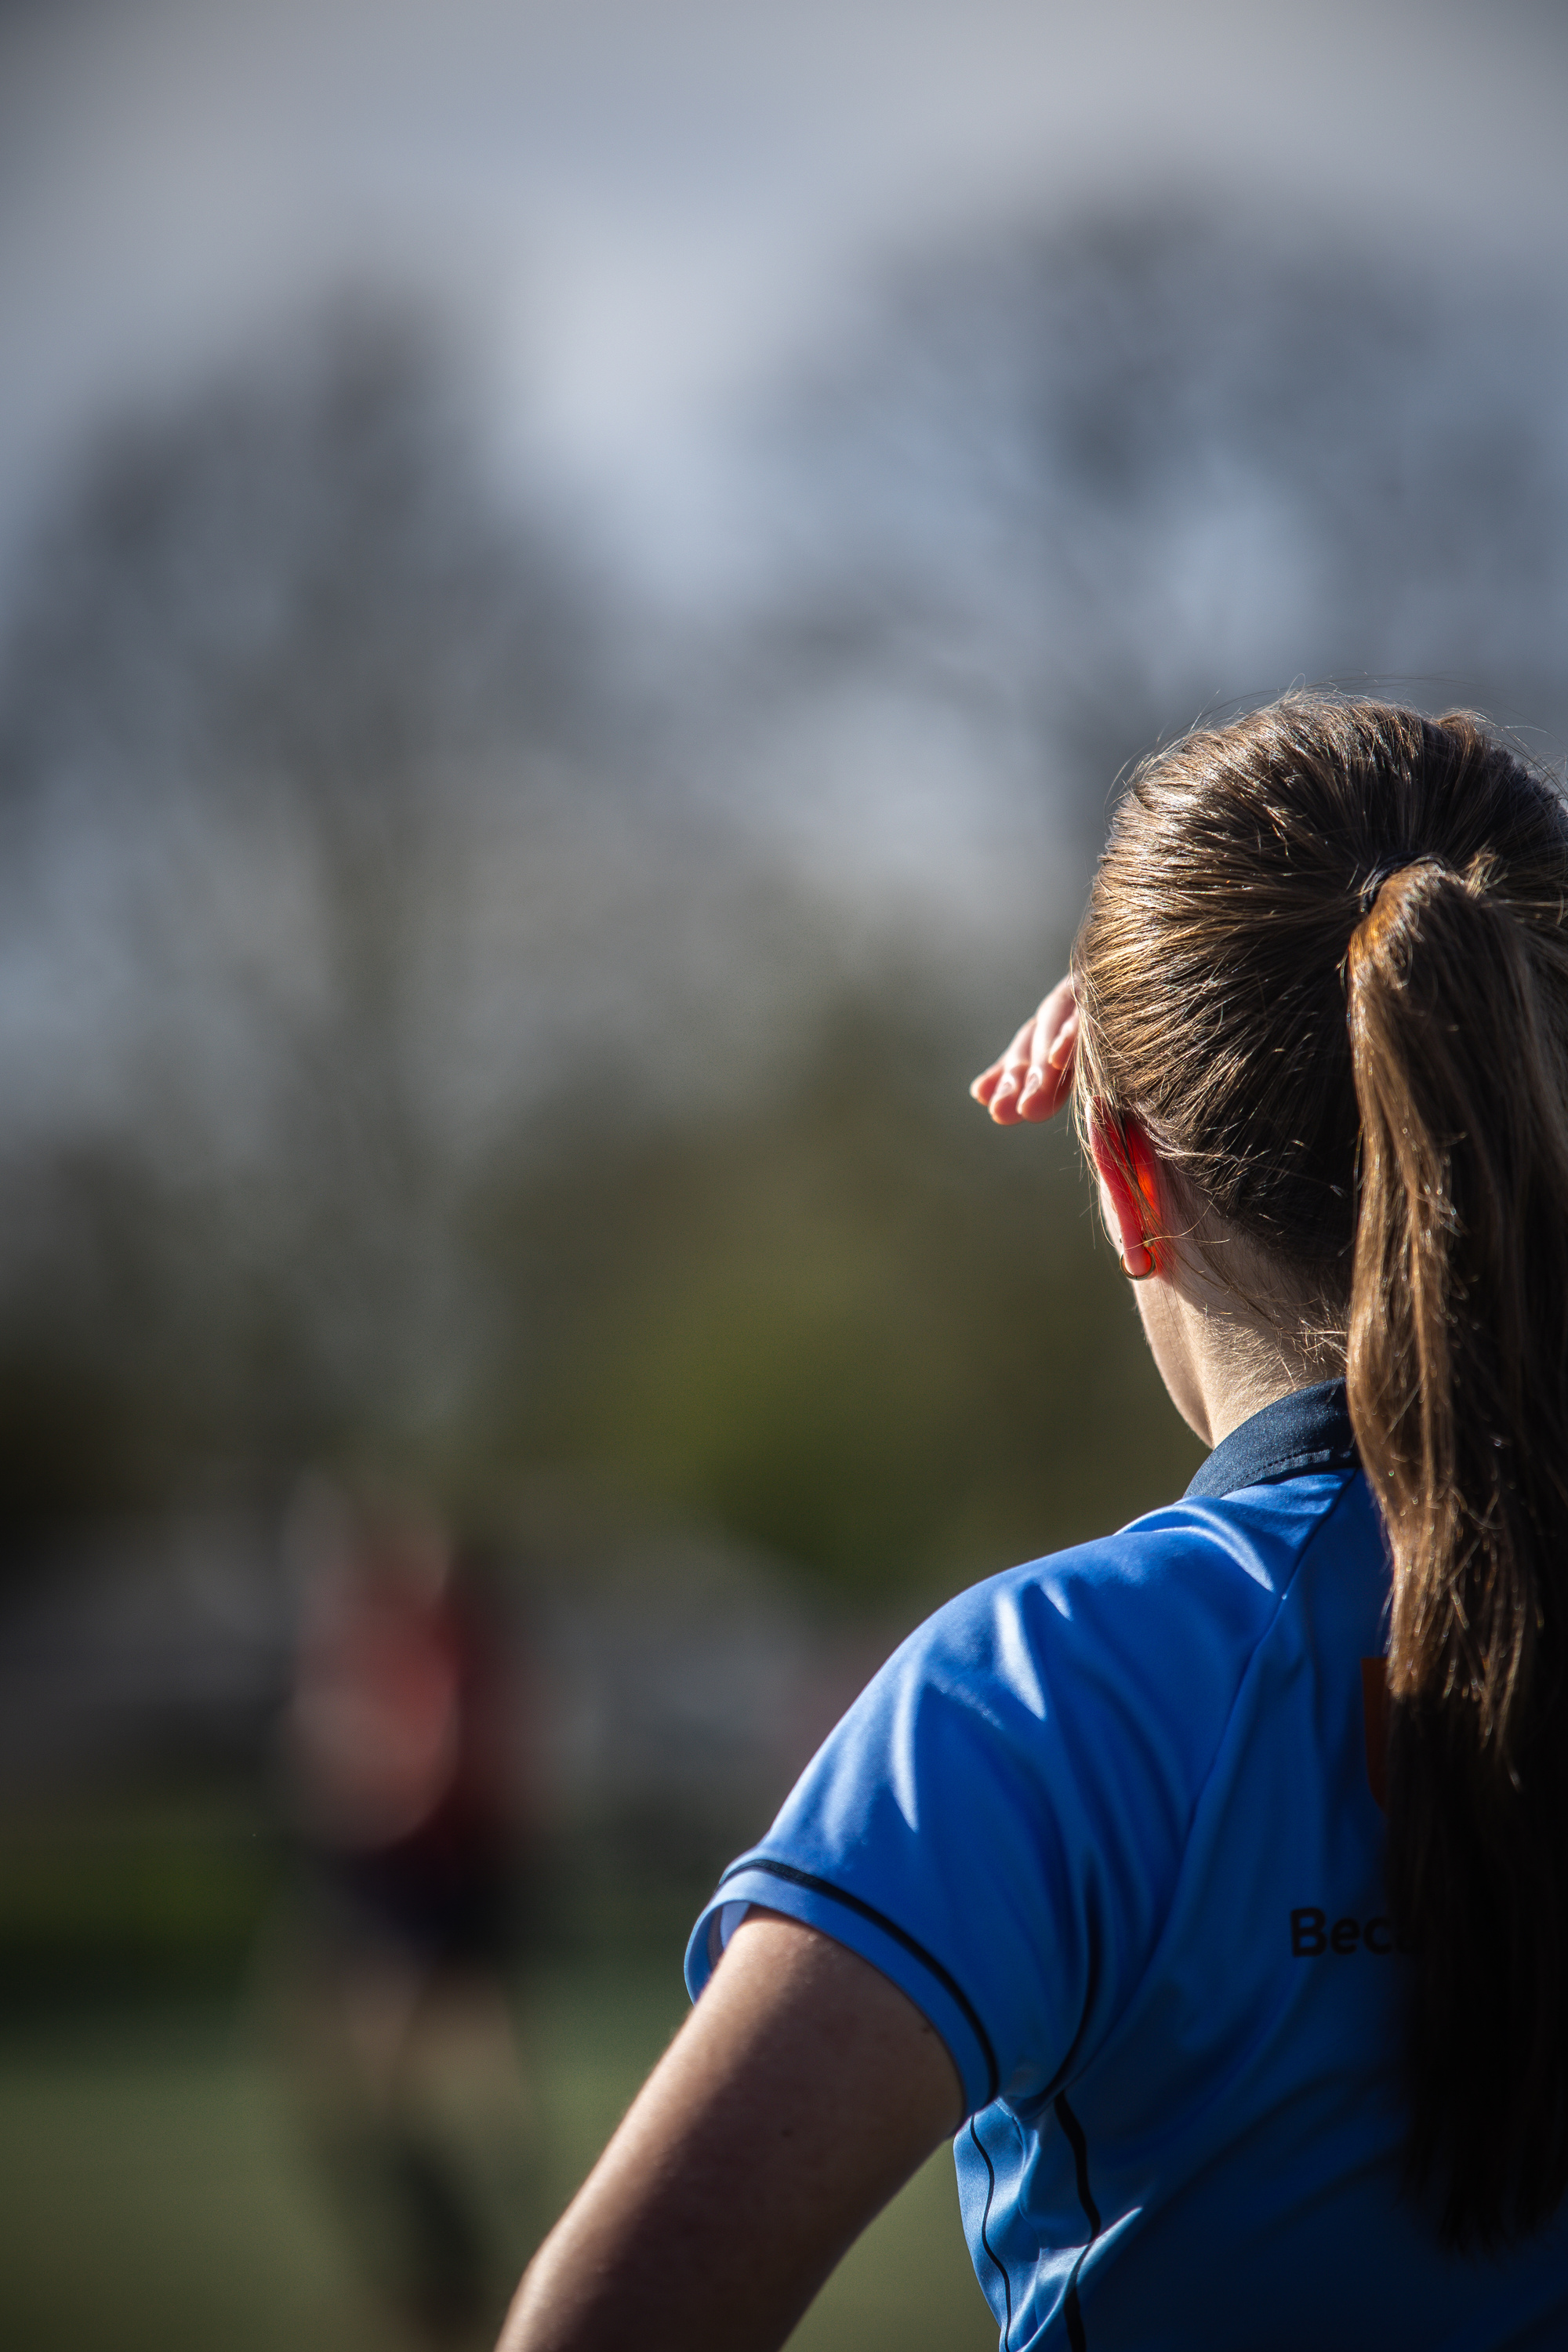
{"left": 1053, "top": 2092, "right": 1102, "bottom": 2352}
{"left": 968, "top": 2114, "right": 1014, "bottom": 2350}
{"left": 716, "top": 1856, "right": 1001, "bottom": 2104}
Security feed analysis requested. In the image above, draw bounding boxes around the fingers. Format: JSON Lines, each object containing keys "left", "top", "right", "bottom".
{"left": 969, "top": 1011, "right": 1040, "bottom": 1117}
{"left": 969, "top": 977, "right": 1078, "bottom": 1125}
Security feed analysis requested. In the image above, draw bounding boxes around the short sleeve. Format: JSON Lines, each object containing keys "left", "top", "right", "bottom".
{"left": 686, "top": 1515, "right": 1288, "bottom": 2117}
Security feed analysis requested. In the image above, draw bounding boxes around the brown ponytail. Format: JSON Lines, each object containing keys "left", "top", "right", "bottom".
{"left": 1073, "top": 694, "right": 1568, "bottom": 2246}
{"left": 1348, "top": 859, "right": 1568, "bottom": 2243}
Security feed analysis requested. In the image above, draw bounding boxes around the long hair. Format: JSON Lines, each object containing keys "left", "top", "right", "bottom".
{"left": 1072, "top": 693, "right": 1568, "bottom": 2247}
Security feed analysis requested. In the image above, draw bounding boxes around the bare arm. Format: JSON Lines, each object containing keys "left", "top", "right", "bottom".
{"left": 496, "top": 1911, "right": 965, "bottom": 2352}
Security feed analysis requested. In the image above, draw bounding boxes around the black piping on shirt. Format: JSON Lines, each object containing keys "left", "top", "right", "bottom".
{"left": 719, "top": 1863, "right": 1001, "bottom": 2107}
{"left": 1054, "top": 2092, "right": 1101, "bottom": 2352}
{"left": 714, "top": 1857, "right": 1001, "bottom": 2105}
{"left": 968, "top": 2113, "right": 1014, "bottom": 2349}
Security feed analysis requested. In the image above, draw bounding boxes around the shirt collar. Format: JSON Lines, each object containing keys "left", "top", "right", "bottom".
{"left": 1184, "top": 1378, "right": 1359, "bottom": 1501}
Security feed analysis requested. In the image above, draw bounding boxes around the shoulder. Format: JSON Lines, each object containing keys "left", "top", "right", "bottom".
{"left": 887, "top": 1472, "right": 1359, "bottom": 1744}
{"left": 768, "top": 1477, "right": 1363, "bottom": 1909}
{"left": 694, "top": 1472, "right": 1367, "bottom": 2111}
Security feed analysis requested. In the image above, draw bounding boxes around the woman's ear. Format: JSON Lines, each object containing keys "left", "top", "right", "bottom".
{"left": 1090, "top": 1115, "right": 1161, "bottom": 1279}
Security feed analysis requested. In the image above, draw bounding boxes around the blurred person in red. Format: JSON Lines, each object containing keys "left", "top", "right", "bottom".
{"left": 278, "top": 1483, "right": 541, "bottom": 2343}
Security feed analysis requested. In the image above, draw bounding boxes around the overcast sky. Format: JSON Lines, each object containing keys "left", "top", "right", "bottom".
{"left": 2, "top": 0, "right": 1568, "bottom": 601}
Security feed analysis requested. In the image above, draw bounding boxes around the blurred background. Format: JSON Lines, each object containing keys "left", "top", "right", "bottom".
{"left": 3, "top": 1, "right": 1568, "bottom": 2343}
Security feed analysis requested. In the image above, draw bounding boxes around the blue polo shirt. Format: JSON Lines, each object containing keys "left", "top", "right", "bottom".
{"left": 687, "top": 1382, "right": 1568, "bottom": 2349}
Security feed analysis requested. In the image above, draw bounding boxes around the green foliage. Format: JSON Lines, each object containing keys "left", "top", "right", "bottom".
{"left": 0, "top": 973, "right": 1203, "bottom": 1607}
{"left": 0, "top": 315, "right": 1210, "bottom": 1596}
{"left": 468, "top": 987, "right": 1203, "bottom": 1603}
{"left": 0, "top": 1798, "right": 281, "bottom": 2003}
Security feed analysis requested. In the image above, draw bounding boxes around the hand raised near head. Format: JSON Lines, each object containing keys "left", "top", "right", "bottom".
{"left": 968, "top": 975, "right": 1078, "bottom": 1126}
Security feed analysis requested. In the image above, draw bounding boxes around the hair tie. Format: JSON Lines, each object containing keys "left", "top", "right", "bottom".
{"left": 1356, "top": 855, "right": 1458, "bottom": 918}
{"left": 1357, "top": 862, "right": 1403, "bottom": 916}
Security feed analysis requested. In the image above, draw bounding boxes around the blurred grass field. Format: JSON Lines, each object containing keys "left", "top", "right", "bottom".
{"left": 0, "top": 1958, "right": 996, "bottom": 2352}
